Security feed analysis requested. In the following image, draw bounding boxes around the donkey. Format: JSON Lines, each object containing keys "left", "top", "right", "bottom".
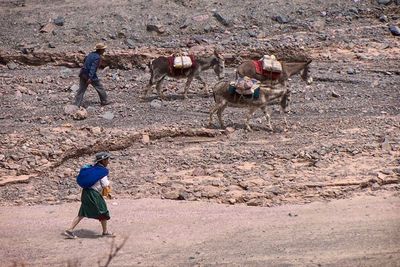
{"left": 236, "top": 59, "right": 312, "bottom": 86}
{"left": 144, "top": 51, "right": 225, "bottom": 100}
{"left": 209, "top": 81, "right": 289, "bottom": 131}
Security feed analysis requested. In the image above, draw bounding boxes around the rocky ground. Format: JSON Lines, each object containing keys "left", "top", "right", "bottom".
{"left": 1, "top": 0, "right": 399, "bottom": 208}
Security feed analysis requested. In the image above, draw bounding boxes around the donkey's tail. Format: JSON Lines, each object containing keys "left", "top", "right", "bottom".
{"left": 148, "top": 60, "right": 154, "bottom": 85}
{"left": 212, "top": 86, "right": 216, "bottom": 103}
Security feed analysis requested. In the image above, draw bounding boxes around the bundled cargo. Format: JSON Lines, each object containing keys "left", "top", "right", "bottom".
{"left": 261, "top": 55, "right": 282, "bottom": 73}
{"left": 173, "top": 56, "right": 193, "bottom": 69}
{"left": 232, "top": 76, "right": 261, "bottom": 95}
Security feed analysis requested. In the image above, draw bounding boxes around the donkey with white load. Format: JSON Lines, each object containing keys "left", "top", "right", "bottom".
{"left": 209, "top": 79, "right": 289, "bottom": 131}
{"left": 144, "top": 50, "right": 225, "bottom": 100}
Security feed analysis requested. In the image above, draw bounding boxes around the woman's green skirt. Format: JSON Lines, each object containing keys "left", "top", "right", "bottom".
{"left": 78, "top": 188, "right": 110, "bottom": 220}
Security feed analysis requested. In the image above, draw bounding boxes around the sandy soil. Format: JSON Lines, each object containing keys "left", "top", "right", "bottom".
{"left": 1, "top": 194, "right": 399, "bottom": 266}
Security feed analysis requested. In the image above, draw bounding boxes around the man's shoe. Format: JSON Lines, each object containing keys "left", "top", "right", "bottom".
{"left": 101, "top": 100, "right": 112, "bottom": 106}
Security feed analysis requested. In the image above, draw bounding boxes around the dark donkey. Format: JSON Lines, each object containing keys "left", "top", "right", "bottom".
{"left": 144, "top": 50, "right": 225, "bottom": 100}
{"left": 236, "top": 59, "right": 312, "bottom": 86}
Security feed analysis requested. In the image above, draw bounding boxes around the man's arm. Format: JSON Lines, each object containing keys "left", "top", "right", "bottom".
{"left": 88, "top": 57, "right": 100, "bottom": 83}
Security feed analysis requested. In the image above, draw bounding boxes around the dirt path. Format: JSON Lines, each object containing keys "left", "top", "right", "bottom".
{"left": 1, "top": 194, "right": 399, "bottom": 266}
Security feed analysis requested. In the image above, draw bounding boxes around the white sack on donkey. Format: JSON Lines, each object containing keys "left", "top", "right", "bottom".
{"left": 261, "top": 55, "right": 282, "bottom": 73}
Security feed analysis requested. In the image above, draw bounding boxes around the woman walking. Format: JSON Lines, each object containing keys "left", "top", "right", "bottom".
{"left": 64, "top": 152, "right": 114, "bottom": 239}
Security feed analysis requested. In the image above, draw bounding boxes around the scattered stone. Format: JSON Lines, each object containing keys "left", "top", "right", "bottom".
{"left": 192, "top": 167, "right": 206, "bottom": 176}
{"left": 146, "top": 24, "right": 165, "bottom": 34}
{"left": 40, "top": 22, "right": 56, "bottom": 33}
{"left": 389, "top": 25, "right": 400, "bottom": 36}
{"left": 53, "top": 16, "right": 65, "bottom": 26}
{"left": 60, "top": 67, "right": 73, "bottom": 78}
{"left": 379, "top": 15, "right": 388, "bottom": 22}
{"left": 377, "top": 0, "right": 392, "bottom": 5}
{"left": 70, "top": 84, "right": 79, "bottom": 93}
{"left": 150, "top": 99, "right": 162, "bottom": 108}
{"left": 163, "top": 191, "right": 180, "bottom": 200}
{"left": 16, "top": 85, "right": 35, "bottom": 95}
{"left": 192, "top": 14, "right": 209, "bottom": 22}
{"left": 20, "top": 44, "right": 35, "bottom": 54}
{"left": 111, "top": 73, "right": 119, "bottom": 81}
{"left": 7, "top": 62, "right": 18, "bottom": 70}
{"left": 0, "top": 175, "right": 32, "bottom": 186}
{"left": 203, "top": 25, "right": 213, "bottom": 33}
{"left": 90, "top": 127, "right": 102, "bottom": 134}
{"left": 347, "top": 68, "right": 355, "bottom": 75}
{"left": 48, "top": 43, "right": 56, "bottom": 48}
{"left": 179, "top": 18, "right": 190, "bottom": 29}
{"left": 248, "top": 31, "right": 257, "bottom": 38}
{"left": 126, "top": 38, "right": 135, "bottom": 48}
{"left": 64, "top": 104, "right": 78, "bottom": 114}
{"left": 15, "top": 90, "right": 23, "bottom": 99}
{"left": 175, "top": 192, "right": 188, "bottom": 200}
{"left": 142, "top": 134, "right": 150, "bottom": 144}
{"left": 101, "top": 111, "right": 115, "bottom": 120}
{"left": 225, "top": 127, "right": 235, "bottom": 134}
{"left": 72, "top": 107, "right": 88, "bottom": 120}
{"left": 331, "top": 91, "right": 341, "bottom": 98}
{"left": 213, "top": 11, "right": 231, "bottom": 27}
{"left": 371, "top": 183, "right": 381, "bottom": 191}
{"left": 246, "top": 198, "right": 263, "bottom": 206}
{"left": 273, "top": 15, "right": 289, "bottom": 24}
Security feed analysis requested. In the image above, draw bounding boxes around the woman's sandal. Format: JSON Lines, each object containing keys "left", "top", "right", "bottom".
{"left": 102, "top": 232, "right": 116, "bottom": 237}
{"left": 63, "top": 230, "right": 77, "bottom": 239}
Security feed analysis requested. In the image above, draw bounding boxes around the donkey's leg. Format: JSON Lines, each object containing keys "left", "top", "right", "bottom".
{"left": 216, "top": 103, "right": 228, "bottom": 129}
{"left": 183, "top": 76, "right": 194, "bottom": 99}
{"left": 143, "top": 83, "right": 152, "bottom": 98}
{"left": 262, "top": 105, "right": 273, "bottom": 131}
{"left": 144, "top": 73, "right": 162, "bottom": 98}
{"left": 209, "top": 101, "right": 224, "bottom": 127}
{"left": 195, "top": 74, "right": 209, "bottom": 96}
{"left": 280, "top": 90, "right": 289, "bottom": 131}
{"left": 155, "top": 77, "right": 166, "bottom": 100}
{"left": 245, "top": 107, "right": 258, "bottom": 132}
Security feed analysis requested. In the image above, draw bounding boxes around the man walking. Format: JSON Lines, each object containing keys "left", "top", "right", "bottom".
{"left": 74, "top": 43, "right": 111, "bottom": 107}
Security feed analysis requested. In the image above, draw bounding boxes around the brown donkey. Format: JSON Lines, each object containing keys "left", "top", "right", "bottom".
{"left": 144, "top": 51, "right": 225, "bottom": 100}
{"left": 236, "top": 59, "right": 312, "bottom": 86}
{"left": 209, "top": 81, "right": 289, "bottom": 131}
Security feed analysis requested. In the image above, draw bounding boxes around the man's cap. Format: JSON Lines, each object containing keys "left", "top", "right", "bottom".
{"left": 95, "top": 43, "right": 107, "bottom": 50}
{"left": 94, "top": 151, "right": 112, "bottom": 162}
